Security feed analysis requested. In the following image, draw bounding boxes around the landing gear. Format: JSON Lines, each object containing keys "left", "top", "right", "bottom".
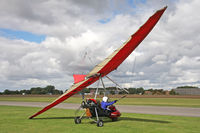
{"left": 74, "top": 117, "right": 81, "bottom": 124}
{"left": 74, "top": 76, "right": 123, "bottom": 127}
{"left": 97, "top": 120, "right": 104, "bottom": 127}
{"left": 81, "top": 101, "right": 86, "bottom": 108}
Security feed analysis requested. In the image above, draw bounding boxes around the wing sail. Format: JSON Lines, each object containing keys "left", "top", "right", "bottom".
{"left": 87, "top": 6, "right": 167, "bottom": 77}
{"left": 73, "top": 74, "right": 87, "bottom": 84}
{"left": 29, "top": 6, "right": 167, "bottom": 119}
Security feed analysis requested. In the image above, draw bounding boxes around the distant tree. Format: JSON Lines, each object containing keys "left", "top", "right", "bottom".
{"left": 30, "top": 87, "right": 43, "bottom": 94}
{"left": 1, "top": 85, "right": 63, "bottom": 95}
{"left": 119, "top": 91, "right": 126, "bottom": 94}
{"left": 44, "top": 85, "right": 55, "bottom": 94}
{"left": 136, "top": 87, "right": 144, "bottom": 94}
{"left": 4, "top": 89, "right": 11, "bottom": 94}
{"left": 177, "top": 86, "right": 198, "bottom": 89}
{"left": 3, "top": 89, "right": 20, "bottom": 95}
{"left": 52, "top": 89, "right": 63, "bottom": 94}
{"left": 128, "top": 87, "right": 144, "bottom": 94}
{"left": 100, "top": 91, "right": 104, "bottom": 95}
{"left": 30, "top": 85, "right": 63, "bottom": 95}
{"left": 20, "top": 89, "right": 31, "bottom": 94}
{"left": 110, "top": 90, "right": 115, "bottom": 95}
{"left": 128, "top": 88, "right": 137, "bottom": 94}
{"left": 147, "top": 89, "right": 153, "bottom": 92}
{"left": 170, "top": 89, "right": 178, "bottom": 95}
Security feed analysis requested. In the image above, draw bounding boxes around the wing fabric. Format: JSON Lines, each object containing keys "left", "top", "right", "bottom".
{"left": 87, "top": 6, "right": 167, "bottom": 77}
{"left": 73, "top": 74, "right": 87, "bottom": 84}
{"left": 29, "top": 6, "right": 167, "bottom": 119}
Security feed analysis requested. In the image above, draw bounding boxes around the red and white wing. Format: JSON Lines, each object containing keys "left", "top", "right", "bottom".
{"left": 87, "top": 6, "right": 167, "bottom": 78}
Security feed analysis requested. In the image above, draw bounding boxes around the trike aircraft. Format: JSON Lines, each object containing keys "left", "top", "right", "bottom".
{"left": 29, "top": 6, "right": 167, "bottom": 127}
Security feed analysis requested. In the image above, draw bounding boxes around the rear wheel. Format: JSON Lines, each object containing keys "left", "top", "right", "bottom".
{"left": 81, "top": 101, "right": 86, "bottom": 108}
{"left": 74, "top": 117, "right": 81, "bottom": 124}
{"left": 97, "top": 120, "right": 104, "bottom": 127}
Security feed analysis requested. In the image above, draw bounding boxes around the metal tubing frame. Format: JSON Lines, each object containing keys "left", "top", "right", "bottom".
{"left": 94, "top": 107, "right": 99, "bottom": 121}
{"left": 79, "top": 111, "right": 86, "bottom": 119}
{"left": 105, "top": 75, "right": 129, "bottom": 94}
{"left": 94, "top": 79, "right": 100, "bottom": 99}
{"left": 100, "top": 76, "right": 106, "bottom": 96}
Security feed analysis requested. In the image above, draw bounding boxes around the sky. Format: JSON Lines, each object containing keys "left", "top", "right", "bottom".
{"left": 0, "top": 0, "right": 200, "bottom": 91}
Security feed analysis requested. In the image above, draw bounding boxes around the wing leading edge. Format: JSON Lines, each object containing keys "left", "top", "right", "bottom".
{"left": 29, "top": 6, "right": 167, "bottom": 119}
{"left": 87, "top": 6, "right": 167, "bottom": 77}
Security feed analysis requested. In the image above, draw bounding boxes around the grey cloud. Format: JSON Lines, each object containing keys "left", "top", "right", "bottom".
{"left": 0, "top": 0, "right": 200, "bottom": 91}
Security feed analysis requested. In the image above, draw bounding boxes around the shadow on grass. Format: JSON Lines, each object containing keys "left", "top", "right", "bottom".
{"left": 32, "top": 116, "right": 170, "bottom": 124}
{"left": 119, "top": 117, "right": 171, "bottom": 123}
{"left": 32, "top": 116, "right": 74, "bottom": 120}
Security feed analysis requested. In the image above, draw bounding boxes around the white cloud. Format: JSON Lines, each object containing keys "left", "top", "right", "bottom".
{"left": 0, "top": 0, "right": 200, "bottom": 91}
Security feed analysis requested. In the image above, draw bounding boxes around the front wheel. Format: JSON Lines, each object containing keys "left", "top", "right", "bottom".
{"left": 97, "top": 120, "right": 104, "bottom": 127}
{"left": 74, "top": 117, "right": 81, "bottom": 124}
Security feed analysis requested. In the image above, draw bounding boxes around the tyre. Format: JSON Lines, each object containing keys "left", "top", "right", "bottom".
{"left": 97, "top": 120, "right": 104, "bottom": 127}
{"left": 81, "top": 101, "right": 86, "bottom": 108}
{"left": 74, "top": 117, "right": 81, "bottom": 124}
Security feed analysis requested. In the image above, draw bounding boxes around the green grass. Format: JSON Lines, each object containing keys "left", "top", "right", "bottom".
{"left": 0, "top": 105, "right": 199, "bottom": 133}
{"left": 117, "top": 98, "right": 200, "bottom": 107}
{"left": 1, "top": 96, "right": 200, "bottom": 107}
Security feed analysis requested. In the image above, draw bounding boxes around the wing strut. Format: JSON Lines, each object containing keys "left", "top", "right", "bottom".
{"left": 100, "top": 76, "right": 106, "bottom": 96}
{"left": 94, "top": 79, "right": 100, "bottom": 99}
{"left": 105, "top": 75, "right": 129, "bottom": 94}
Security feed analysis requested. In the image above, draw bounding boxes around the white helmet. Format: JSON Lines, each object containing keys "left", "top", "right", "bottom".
{"left": 102, "top": 96, "right": 108, "bottom": 102}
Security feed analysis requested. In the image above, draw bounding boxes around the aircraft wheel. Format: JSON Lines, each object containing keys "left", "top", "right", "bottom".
{"left": 81, "top": 101, "right": 86, "bottom": 108}
{"left": 97, "top": 120, "right": 104, "bottom": 127}
{"left": 74, "top": 117, "right": 81, "bottom": 124}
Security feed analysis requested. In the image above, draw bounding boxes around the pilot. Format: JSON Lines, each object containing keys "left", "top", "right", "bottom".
{"left": 101, "top": 96, "right": 117, "bottom": 111}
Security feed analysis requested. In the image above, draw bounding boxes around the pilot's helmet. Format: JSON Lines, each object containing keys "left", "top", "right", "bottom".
{"left": 102, "top": 96, "right": 108, "bottom": 102}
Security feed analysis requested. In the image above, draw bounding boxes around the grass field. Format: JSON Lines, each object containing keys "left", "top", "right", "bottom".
{"left": 0, "top": 105, "right": 199, "bottom": 133}
{"left": 1, "top": 95, "right": 200, "bottom": 107}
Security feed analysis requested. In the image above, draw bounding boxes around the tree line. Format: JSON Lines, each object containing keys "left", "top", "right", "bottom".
{"left": 1, "top": 85, "right": 196, "bottom": 95}
{"left": 81, "top": 87, "right": 145, "bottom": 95}
{"left": 81, "top": 87, "right": 178, "bottom": 95}
{"left": 0, "top": 85, "right": 63, "bottom": 95}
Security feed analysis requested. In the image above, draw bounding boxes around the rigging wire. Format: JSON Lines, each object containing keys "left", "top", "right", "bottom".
{"left": 100, "top": 76, "right": 106, "bottom": 96}
{"left": 105, "top": 75, "right": 129, "bottom": 94}
{"left": 83, "top": 47, "right": 95, "bottom": 66}
{"left": 94, "top": 78, "right": 100, "bottom": 99}
{"left": 126, "top": 48, "right": 138, "bottom": 89}
{"left": 131, "top": 54, "right": 137, "bottom": 86}
{"left": 88, "top": 55, "right": 95, "bottom": 66}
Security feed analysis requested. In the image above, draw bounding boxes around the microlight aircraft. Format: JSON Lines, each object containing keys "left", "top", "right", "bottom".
{"left": 29, "top": 6, "right": 167, "bottom": 126}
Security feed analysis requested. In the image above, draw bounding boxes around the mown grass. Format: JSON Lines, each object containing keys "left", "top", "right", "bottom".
{"left": 1, "top": 96, "right": 200, "bottom": 107}
{"left": 116, "top": 98, "right": 200, "bottom": 107}
{"left": 0, "top": 105, "right": 199, "bottom": 133}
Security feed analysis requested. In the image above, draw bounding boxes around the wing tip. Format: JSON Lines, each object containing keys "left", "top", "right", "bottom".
{"left": 29, "top": 116, "right": 33, "bottom": 119}
{"left": 161, "top": 6, "right": 168, "bottom": 11}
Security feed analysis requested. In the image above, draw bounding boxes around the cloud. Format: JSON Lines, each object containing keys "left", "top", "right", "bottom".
{"left": 0, "top": 0, "right": 200, "bottom": 91}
